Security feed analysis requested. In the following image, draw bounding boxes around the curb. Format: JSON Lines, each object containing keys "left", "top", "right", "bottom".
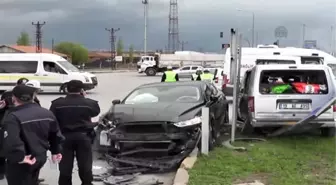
{"left": 173, "top": 147, "right": 198, "bottom": 185}
{"left": 88, "top": 70, "right": 135, "bottom": 74}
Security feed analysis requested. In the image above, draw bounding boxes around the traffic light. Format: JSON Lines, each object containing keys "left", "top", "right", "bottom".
{"left": 220, "top": 32, "right": 223, "bottom": 38}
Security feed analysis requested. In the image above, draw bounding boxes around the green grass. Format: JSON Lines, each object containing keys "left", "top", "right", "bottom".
{"left": 189, "top": 136, "right": 336, "bottom": 185}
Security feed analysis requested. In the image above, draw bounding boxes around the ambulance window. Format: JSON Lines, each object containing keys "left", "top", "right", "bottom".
{"left": 43, "top": 61, "right": 67, "bottom": 74}
{"left": 0, "top": 61, "right": 37, "bottom": 73}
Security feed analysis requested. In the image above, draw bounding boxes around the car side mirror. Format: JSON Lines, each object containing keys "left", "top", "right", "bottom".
{"left": 112, "top": 99, "right": 121, "bottom": 105}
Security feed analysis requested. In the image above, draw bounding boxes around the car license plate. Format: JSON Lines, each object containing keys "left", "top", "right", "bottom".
{"left": 279, "top": 103, "right": 309, "bottom": 109}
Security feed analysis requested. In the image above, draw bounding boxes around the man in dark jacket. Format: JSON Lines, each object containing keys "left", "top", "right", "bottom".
{"left": 0, "top": 78, "right": 42, "bottom": 181}
{"left": 2, "top": 85, "right": 64, "bottom": 185}
{"left": 50, "top": 80, "right": 100, "bottom": 185}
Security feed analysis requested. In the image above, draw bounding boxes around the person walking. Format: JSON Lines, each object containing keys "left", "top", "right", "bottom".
{"left": 50, "top": 80, "right": 100, "bottom": 185}
{"left": 161, "top": 66, "right": 179, "bottom": 82}
{"left": 191, "top": 69, "right": 202, "bottom": 81}
{"left": 2, "top": 84, "right": 63, "bottom": 185}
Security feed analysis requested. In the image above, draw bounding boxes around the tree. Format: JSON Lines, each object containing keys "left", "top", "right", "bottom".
{"left": 54, "top": 42, "right": 88, "bottom": 65}
{"left": 116, "top": 38, "right": 124, "bottom": 56}
{"left": 16, "top": 31, "right": 31, "bottom": 46}
{"left": 129, "top": 44, "right": 134, "bottom": 63}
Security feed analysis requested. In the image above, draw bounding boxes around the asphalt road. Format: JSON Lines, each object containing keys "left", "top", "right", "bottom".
{"left": 0, "top": 72, "right": 176, "bottom": 185}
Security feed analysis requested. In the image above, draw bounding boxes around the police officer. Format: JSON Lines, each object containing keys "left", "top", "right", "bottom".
{"left": 191, "top": 69, "right": 202, "bottom": 81}
{"left": 49, "top": 80, "right": 100, "bottom": 185}
{"left": 0, "top": 78, "right": 42, "bottom": 181}
{"left": 161, "top": 66, "right": 179, "bottom": 82}
{"left": 196, "top": 69, "right": 215, "bottom": 82}
{"left": 2, "top": 85, "right": 64, "bottom": 185}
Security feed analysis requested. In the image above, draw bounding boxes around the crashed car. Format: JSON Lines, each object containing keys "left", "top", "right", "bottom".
{"left": 95, "top": 81, "right": 229, "bottom": 174}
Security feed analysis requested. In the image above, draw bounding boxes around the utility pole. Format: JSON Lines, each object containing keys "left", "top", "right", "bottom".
{"left": 51, "top": 38, "right": 54, "bottom": 53}
{"left": 105, "top": 27, "right": 120, "bottom": 69}
{"left": 302, "top": 24, "right": 306, "bottom": 47}
{"left": 179, "top": 41, "right": 188, "bottom": 51}
{"left": 331, "top": 26, "right": 334, "bottom": 54}
{"left": 168, "top": 0, "right": 179, "bottom": 53}
{"left": 32, "top": 21, "right": 46, "bottom": 53}
{"left": 142, "top": 0, "right": 148, "bottom": 55}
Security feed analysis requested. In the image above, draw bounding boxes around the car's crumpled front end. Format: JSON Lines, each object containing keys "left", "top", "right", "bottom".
{"left": 94, "top": 112, "right": 202, "bottom": 175}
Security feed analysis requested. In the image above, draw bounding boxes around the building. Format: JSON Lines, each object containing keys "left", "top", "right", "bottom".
{"left": 0, "top": 45, "right": 68, "bottom": 58}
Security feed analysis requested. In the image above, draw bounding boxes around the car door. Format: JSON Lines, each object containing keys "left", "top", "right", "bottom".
{"left": 238, "top": 70, "right": 252, "bottom": 120}
{"left": 178, "top": 66, "right": 191, "bottom": 78}
{"left": 36, "top": 61, "right": 67, "bottom": 91}
{"left": 190, "top": 66, "right": 198, "bottom": 76}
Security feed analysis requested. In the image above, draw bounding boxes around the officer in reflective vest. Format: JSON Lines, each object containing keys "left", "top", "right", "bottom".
{"left": 161, "top": 66, "right": 179, "bottom": 82}
{"left": 191, "top": 69, "right": 202, "bottom": 81}
{"left": 196, "top": 69, "right": 215, "bottom": 82}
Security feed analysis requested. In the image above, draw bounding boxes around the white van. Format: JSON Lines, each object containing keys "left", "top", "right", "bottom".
{"left": 0, "top": 53, "right": 98, "bottom": 93}
{"left": 222, "top": 55, "right": 302, "bottom": 95}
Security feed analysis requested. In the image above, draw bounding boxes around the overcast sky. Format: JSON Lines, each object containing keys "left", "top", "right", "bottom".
{"left": 0, "top": 0, "right": 335, "bottom": 52}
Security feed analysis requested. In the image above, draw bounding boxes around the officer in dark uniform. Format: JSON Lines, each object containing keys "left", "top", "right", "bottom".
{"left": 2, "top": 85, "right": 64, "bottom": 185}
{"left": 0, "top": 78, "right": 43, "bottom": 182}
{"left": 50, "top": 80, "right": 100, "bottom": 185}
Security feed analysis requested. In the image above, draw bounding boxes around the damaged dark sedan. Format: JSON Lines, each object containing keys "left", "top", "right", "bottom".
{"left": 95, "top": 81, "right": 229, "bottom": 175}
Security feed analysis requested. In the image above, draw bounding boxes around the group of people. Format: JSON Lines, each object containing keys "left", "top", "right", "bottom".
{"left": 161, "top": 66, "right": 215, "bottom": 82}
{"left": 0, "top": 78, "right": 100, "bottom": 185}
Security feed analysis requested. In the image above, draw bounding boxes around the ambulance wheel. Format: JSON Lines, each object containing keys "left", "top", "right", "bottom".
{"left": 60, "top": 83, "right": 68, "bottom": 94}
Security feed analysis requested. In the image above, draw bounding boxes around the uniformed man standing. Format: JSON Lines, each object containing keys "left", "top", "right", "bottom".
{"left": 2, "top": 85, "right": 63, "bottom": 185}
{"left": 196, "top": 69, "right": 215, "bottom": 82}
{"left": 50, "top": 80, "right": 100, "bottom": 185}
{"left": 191, "top": 69, "right": 202, "bottom": 81}
{"left": 0, "top": 79, "right": 42, "bottom": 182}
{"left": 161, "top": 66, "right": 179, "bottom": 82}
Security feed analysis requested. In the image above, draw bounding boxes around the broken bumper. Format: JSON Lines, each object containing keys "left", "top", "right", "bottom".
{"left": 95, "top": 122, "right": 201, "bottom": 175}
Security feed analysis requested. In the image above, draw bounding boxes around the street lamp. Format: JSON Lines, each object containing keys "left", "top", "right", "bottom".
{"left": 237, "top": 9, "right": 255, "bottom": 47}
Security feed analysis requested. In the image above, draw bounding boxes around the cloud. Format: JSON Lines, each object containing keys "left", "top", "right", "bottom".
{"left": 0, "top": 0, "right": 335, "bottom": 52}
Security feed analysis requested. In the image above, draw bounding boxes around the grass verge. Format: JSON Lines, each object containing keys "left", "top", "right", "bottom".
{"left": 189, "top": 136, "right": 335, "bottom": 185}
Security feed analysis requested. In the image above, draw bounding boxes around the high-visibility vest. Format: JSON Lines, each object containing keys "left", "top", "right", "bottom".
{"left": 191, "top": 74, "right": 198, "bottom": 80}
{"left": 164, "top": 71, "right": 177, "bottom": 82}
{"left": 200, "top": 73, "right": 214, "bottom": 82}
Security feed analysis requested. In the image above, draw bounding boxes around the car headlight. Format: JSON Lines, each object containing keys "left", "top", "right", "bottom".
{"left": 174, "top": 116, "right": 202, "bottom": 127}
{"left": 84, "top": 76, "right": 89, "bottom": 82}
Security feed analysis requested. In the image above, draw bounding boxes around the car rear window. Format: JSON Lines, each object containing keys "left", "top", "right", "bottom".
{"left": 259, "top": 70, "right": 328, "bottom": 94}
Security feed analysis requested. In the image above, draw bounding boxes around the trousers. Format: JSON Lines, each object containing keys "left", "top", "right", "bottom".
{"left": 6, "top": 157, "right": 46, "bottom": 185}
{"left": 58, "top": 132, "right": 93, "bottom": 185}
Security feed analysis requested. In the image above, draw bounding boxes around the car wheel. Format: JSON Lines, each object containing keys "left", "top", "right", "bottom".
{"left": 320, "top": 127, "right": 336, "bottom": 137}
{"left": 241, "top": 118, "right": 255, "bottom": 136}
{"left": 60, "top": 83, "right": 68, "bottom": 94}
{"left": 145, "top": 68, "right": 156, "bottom": 76}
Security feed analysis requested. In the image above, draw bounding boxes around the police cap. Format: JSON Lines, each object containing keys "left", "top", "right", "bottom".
{"left": 17, "top": 78, "right": 29, "bottom": 85}
{"left": 12, "top": 85, "right": 35, "bottom": 102}
{"left": 67, "top": 80, "right": 85, "bottom": 93}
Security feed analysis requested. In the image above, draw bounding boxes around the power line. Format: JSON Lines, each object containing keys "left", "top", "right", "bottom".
{"left": 32, "top": 21, "right": 46, "bottom": 53}
{"left": 105, "top": 27, "right": 120, "bottom": 69}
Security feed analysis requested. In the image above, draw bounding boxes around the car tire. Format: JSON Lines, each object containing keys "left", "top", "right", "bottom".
{"left": 241, "top": 118, "right": 255, "bottom": 135}
{"left": 60, "top": 83, "right": 68, "bottom": 94}
{"left": 145, "top": 68, "right": 156, "bottom": 76}
{"left": 320, "top": 127, "right": 336, "bottom": 137}
{"left": 198, "top": 120, "right": 215, "bottom": 152}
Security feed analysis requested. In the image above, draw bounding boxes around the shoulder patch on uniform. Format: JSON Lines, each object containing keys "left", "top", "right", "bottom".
{"left": 4, "top": 131, "right": 7, "bottom": 138}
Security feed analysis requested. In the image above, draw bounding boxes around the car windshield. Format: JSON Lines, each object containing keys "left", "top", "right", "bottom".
{"left": 58, "top": 60, "right": 79, "bottom": 72}
{"left": 259, "top": 70, "right": 328, "bottom": 94}
{"left": 124, "top": 86, "right": 201, "bottom": 104}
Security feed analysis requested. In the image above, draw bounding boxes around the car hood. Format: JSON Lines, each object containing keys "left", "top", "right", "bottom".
{"left": 108, "top": 102, "right": 204, "bottom": 123}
